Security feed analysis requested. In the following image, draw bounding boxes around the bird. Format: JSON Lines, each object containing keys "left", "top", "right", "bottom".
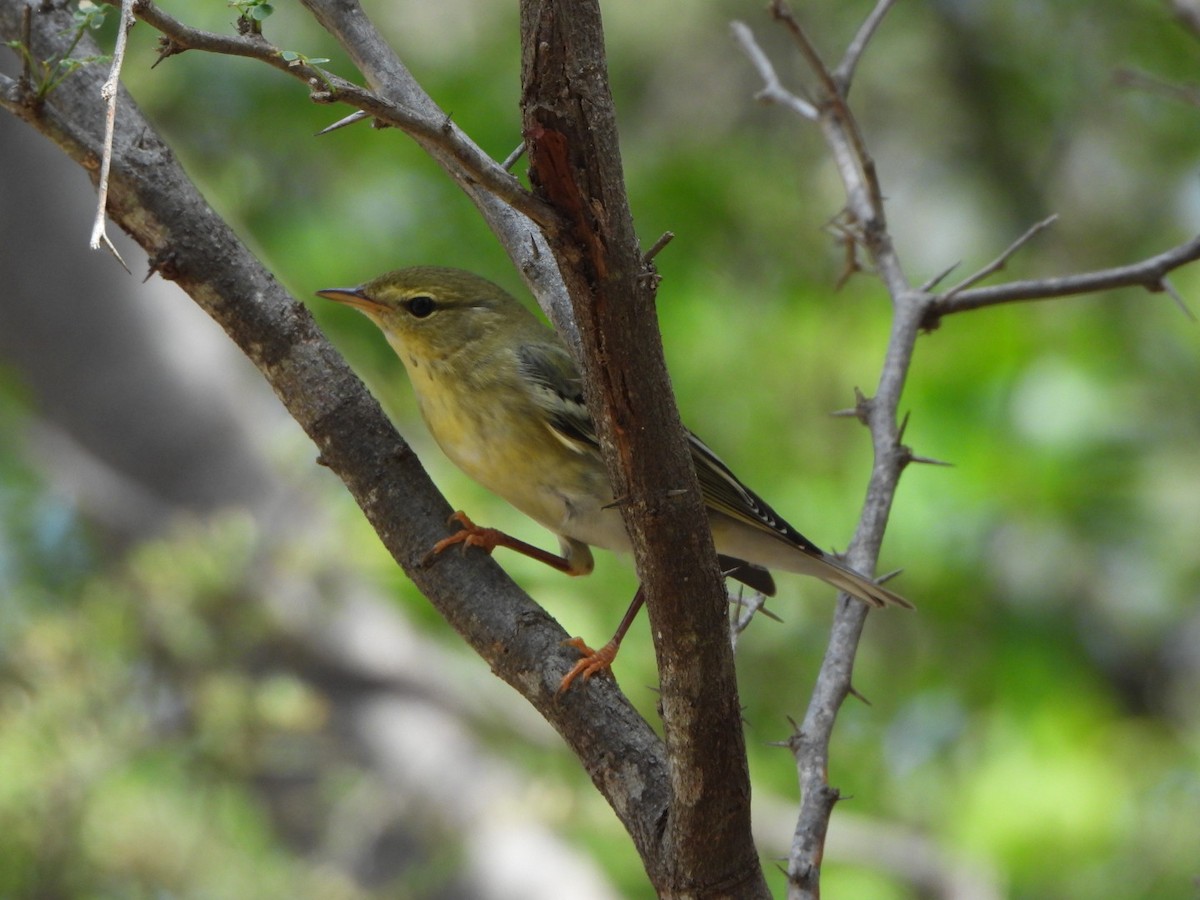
{"left": 317, "top": 266, "right": 911, "bottom": 691}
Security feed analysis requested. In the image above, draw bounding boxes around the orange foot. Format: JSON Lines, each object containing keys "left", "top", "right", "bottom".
{"left": 558, "top": 637, "right": 620, "bottom": 694}
{"left": 423, "top": 511, "right": 502, "bottom": 565}
{"left": 422, "top": 511, "right": 579, "bottom": 575}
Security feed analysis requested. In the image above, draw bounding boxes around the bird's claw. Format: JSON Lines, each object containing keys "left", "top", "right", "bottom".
{"left": 557, "top": 637, "right": 618, "bottom": 694}
{"left": 423, "top": 511, "right": 502, "bottom": 566}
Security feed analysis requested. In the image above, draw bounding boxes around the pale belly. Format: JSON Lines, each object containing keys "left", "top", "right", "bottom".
{"left": 417, "top": 380, "right": 631, "bottom": 555}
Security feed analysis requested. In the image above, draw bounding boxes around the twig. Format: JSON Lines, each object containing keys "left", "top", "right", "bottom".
{"left": 834, "top": 0, "right": 898, "bottom": 92}
{"left": 926, "top": 234, "right": 1200, "bottom": 325}
{"left": 939, "top": 214, "right": 1059, "bottom": 301}
{"left": 18, "top": 4, "right": 31, "bottom": 87}
{"left": 500, "top": 140, "right": 526, "bottom": 171}
{"left": 761, "top": 1, "right": 890, "bottom": 257}
{"left": 729, "top": 21, "right": 818, "bottom": 120}
{"left": 643, "top": 230, "right": 674, "bottom": 263}
{"left": 770, "top": 0, "right": 839, "bottom": 103}
{"left": 88, "top": 0, "right": 133, "bottom": 272}
{"left": 918, "top": 260, "right": 960, "bottom": 293}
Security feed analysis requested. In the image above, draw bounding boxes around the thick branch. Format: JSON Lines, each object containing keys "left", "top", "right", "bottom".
{"left": 0, "top": 0, "right": 668, "bottom": 853}
{"left": 519, "top": 2, "right": 767, "bottom": 896}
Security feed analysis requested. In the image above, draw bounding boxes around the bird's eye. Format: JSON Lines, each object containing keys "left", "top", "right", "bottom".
{"left": 407, "top": 295, "right": 436, "bottom": 318}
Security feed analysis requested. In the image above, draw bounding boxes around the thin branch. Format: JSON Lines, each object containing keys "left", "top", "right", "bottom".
{"left": 925, "top": 234, "right": 1200, "bottom": 325}
{"left": 17, "top": 3, "right": 31, "bottom": 86}
{"left": 729, "top": 22, "right": 818, "bottom": 120}
{"left": 764, "top": 1, "right": 891, "bottom": 259}
{"left": 744, "top": 4, "right": 1200, "bottom": 892}
{"left": 736, "top": 6, "right": 921, "bottom": 898}
{"left": 1113, "top": 66, "right": 1200, "bottom": 108}
{"left": 88, "top": 0, "right": 133, "bottom": 271}
{"left": 116, "top": 0, "right": 558, "bottom": 232}
{"left": 834, "top": 0, "right": 898, "bottom": 92}
{"left": 770, "top": 0, "right": 840, "bottom": 104}
{"left": 939, "top": 214, "right": 1059, "bottom": 301}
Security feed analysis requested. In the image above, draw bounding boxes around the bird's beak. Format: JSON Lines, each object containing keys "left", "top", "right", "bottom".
{"left": 315, "top": 286, "right": 382, "bottom": 315}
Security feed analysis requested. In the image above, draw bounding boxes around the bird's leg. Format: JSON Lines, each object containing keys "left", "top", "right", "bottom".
{"left": 424, "top": 511, "right": 580, "bottom": 574}
{"left": 558, "top": 586, "right": 647, "bottom": 694}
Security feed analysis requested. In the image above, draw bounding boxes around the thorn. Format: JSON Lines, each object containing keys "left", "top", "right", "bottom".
{"left": 93, "top": 233, "right": 130, "bottom": 274}
{"left": 876, "top": 567, "right": 903, "bottom": 585}
{"left": 833, "top": 389, "right": 872, "bottom": 424}
{"left": 316, "top": 109, "right": 370, "bottom": 136}
{"left": 151, "top": 36, "right": 184, "bottom": 69}
{"left": 1159, "top": 277, "right": 1197, "bottom": 321}
{"left": 897, "top": 410, "right": 911, "bottom": 442}
{"left": 757, "top": 604, "right": 784, "bottom": 623}
{"left": 726, "top": 591, "right": 783, "bottom": 623}
{"left": 909, "top": 453, "right": 954, "bottom": 467}
{"left": 847, "top": 684, "right": 872, "bottom": 706}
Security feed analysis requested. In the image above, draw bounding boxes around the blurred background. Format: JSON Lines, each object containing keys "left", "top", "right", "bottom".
{"left": 2, "top": 1, "right": 1198, "bottom": 897}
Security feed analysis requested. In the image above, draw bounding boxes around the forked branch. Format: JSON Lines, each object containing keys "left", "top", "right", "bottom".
{"left": 734, "top": 4, "right": 1199, "bottom": 898}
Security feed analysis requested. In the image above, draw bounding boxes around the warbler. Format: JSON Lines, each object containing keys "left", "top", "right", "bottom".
{"left": 317, "top": 267, "right": 911, "bottom": 690}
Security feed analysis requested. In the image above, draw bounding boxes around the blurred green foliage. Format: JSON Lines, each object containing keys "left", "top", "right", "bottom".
{"left": 0, "top": 512, "right": 368, "bottom": 899}
{"left": 3, "top": 0, "right": 1199, "bottom": 897}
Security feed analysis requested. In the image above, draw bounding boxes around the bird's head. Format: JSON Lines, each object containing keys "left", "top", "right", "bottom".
{"left": 317, "top": 266, "right": 536, "bottom": 362}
